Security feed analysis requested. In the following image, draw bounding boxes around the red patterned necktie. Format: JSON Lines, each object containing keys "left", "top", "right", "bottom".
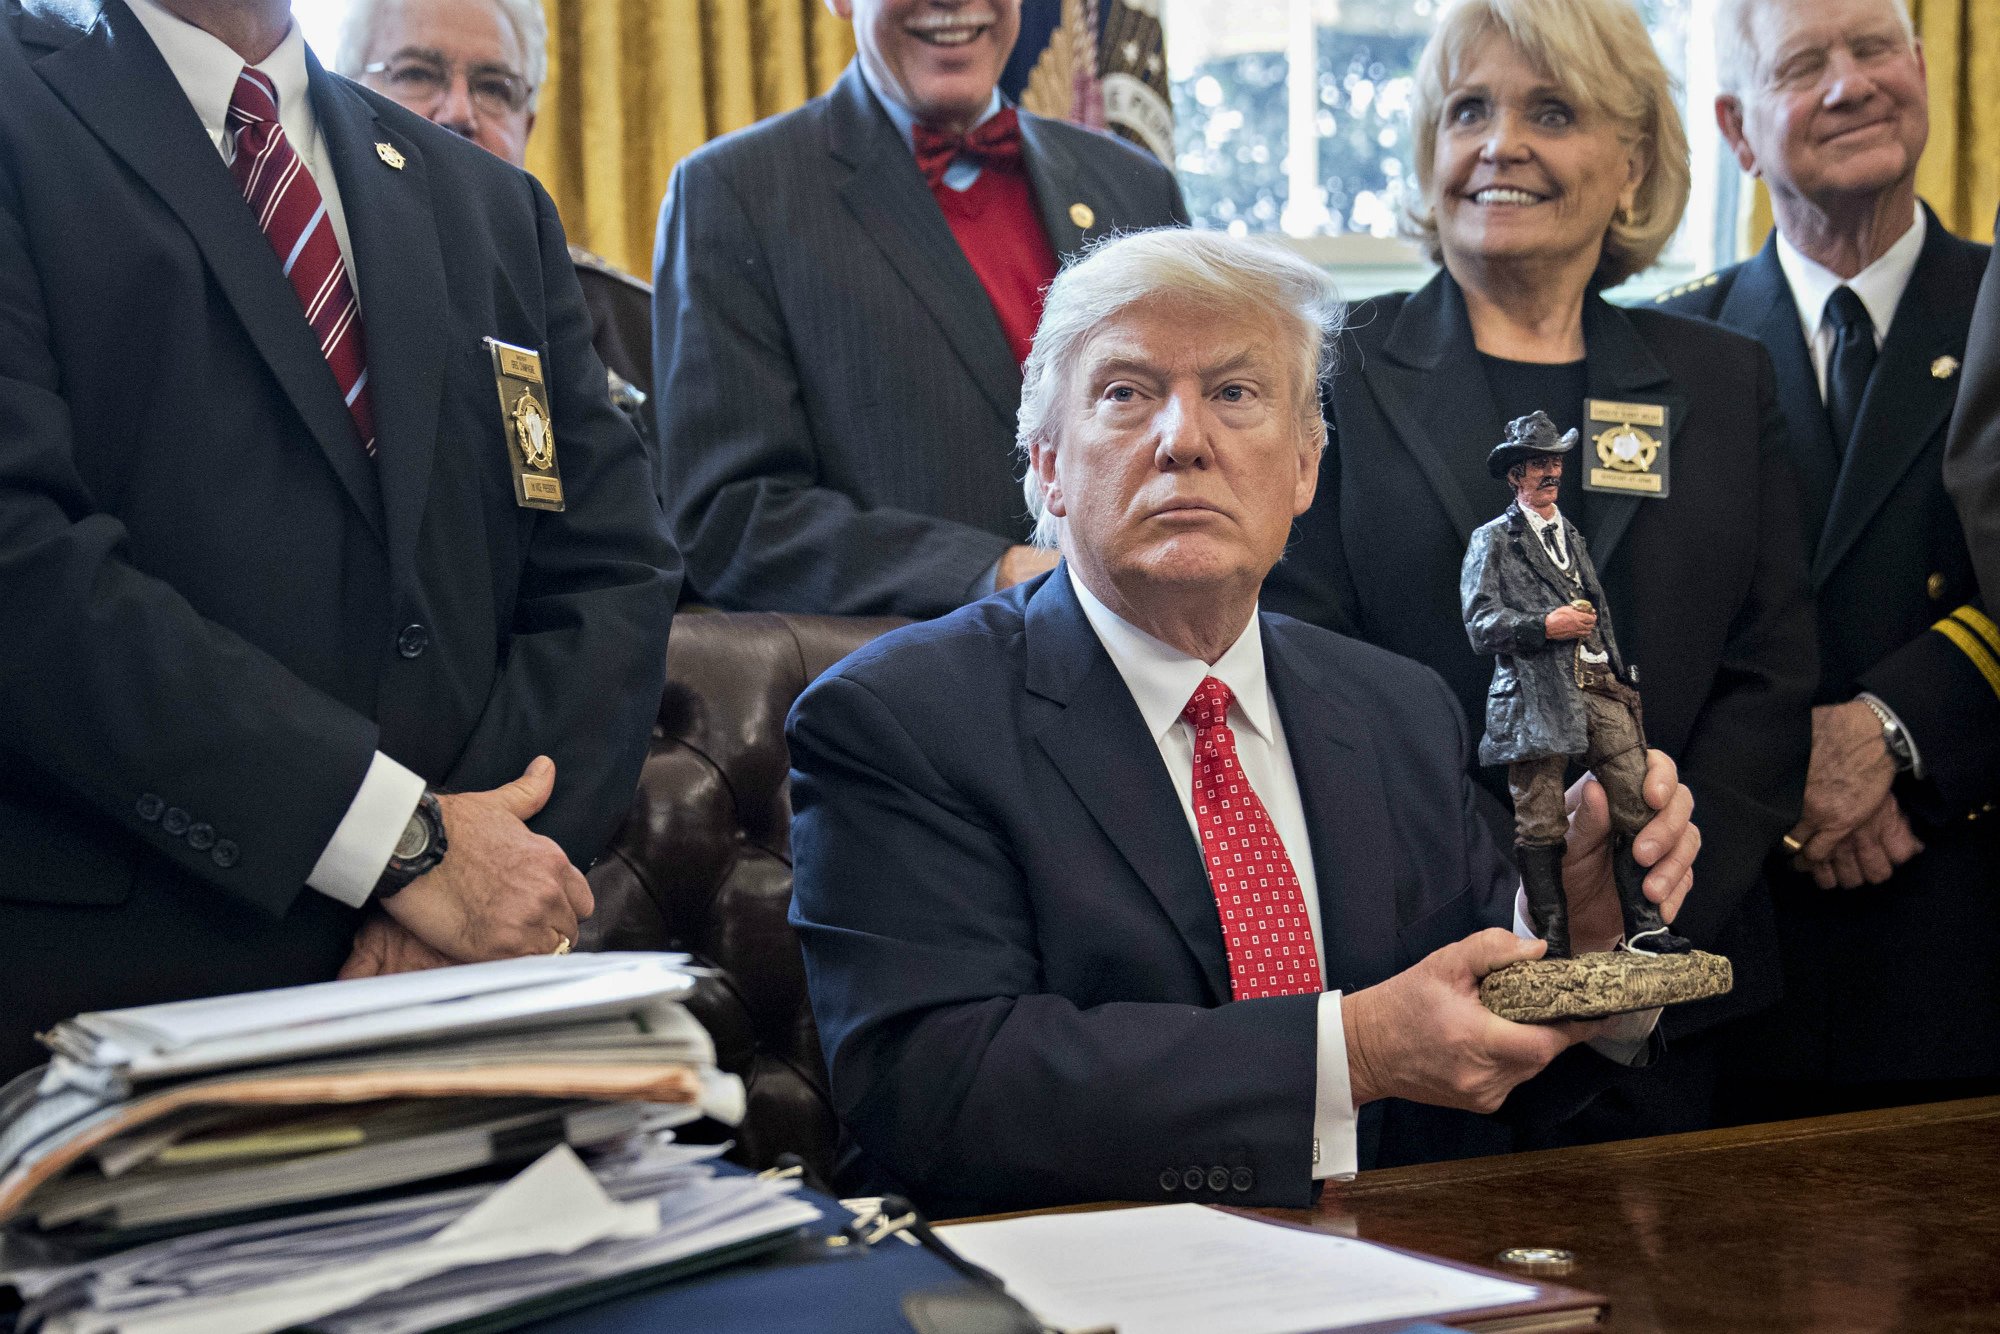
{"left": 227, "top": 67, "right": 377, "bottom": 458}
{"left": 1181, "top": 676, "right": 1324, "bottom": 1000}
{"left": 911, "top": 106, "right": 1024, "bottom": 188}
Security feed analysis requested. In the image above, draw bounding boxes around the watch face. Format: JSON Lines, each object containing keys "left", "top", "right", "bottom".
{"left": 393, "top": 814, "right": 430, "bottom": 862}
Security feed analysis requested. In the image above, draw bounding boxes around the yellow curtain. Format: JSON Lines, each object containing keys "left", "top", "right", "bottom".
{"left": 525, "top": 1, "right": 855, "bottom": 282}
{"left": 1746, "top": 0, "right": 1999, "bottom": 251}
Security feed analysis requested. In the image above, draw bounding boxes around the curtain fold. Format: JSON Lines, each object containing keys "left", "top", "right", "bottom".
{"left": 1746, "top": 0, "right": 1997, "bottom": 253}
{"left": 525, "top": 0, "right": 855, "bottom": 281}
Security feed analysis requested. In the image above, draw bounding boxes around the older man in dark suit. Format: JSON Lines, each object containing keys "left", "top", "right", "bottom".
{"left": 656, "top": 0, "right": 1187, "bottom": 618}
{"left": 1663, "top": 0, "right": 2000, "bottom": 1116}
{"left": 0, "top": 0, "right": 678, "bottom": 1077}
{"left": 789, "top": 230, "right": 1702, "bottom": 1219}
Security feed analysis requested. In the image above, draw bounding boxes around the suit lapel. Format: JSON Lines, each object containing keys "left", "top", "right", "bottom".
{"left": 311, "top": 62, "right": 444, "bottom": 583}
{"left": 825, "top": 64, "right": 1019, "bottom": 424}
{"left": 1017, "top": 111, "right": 1088, "bottom": 257}
{"left": 1720, "top": 239, "right": 1838, "bottom": 553}
{"left": 1363, "top": 273, "right": 1501, "bottom": 544}
{"left": 31, "top": 0, "right": 385, "bottom": 544}
{"left": 1026, "top": 570, "right": 1231, "bottom": 1003}
{"left": 1578, "top": 295, "right": 1679, "bottom": 569}
{"left": 1263, "top": 628, "right": 1399, "bottom": 990}
{"left": 1815, "top": 212, "right": 1977, "bottom": 584}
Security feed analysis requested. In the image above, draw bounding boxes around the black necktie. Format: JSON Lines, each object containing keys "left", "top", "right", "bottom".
{"left": 1824, "top": 286, "right": 1877, "bottom": 458}
{"left": 1540, "top": 524, "right": 1564, "bottom": 564}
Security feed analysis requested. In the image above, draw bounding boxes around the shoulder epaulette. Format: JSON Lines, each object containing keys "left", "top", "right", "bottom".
{"left": 1653, "top": 272, "right": 1723, "bottom": 303}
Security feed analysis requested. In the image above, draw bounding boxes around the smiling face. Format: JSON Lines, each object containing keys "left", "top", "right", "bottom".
{"left": 1722, "top": 0, "right": 1926, "bottom": 211}
{"left": 827, "top": 0, "right": 1021, "bottom": 132}
{"left": 1431, "top": 33, "right": 1642, "bottom": 282}
{"left": 1032, "top": 297, "right": 1319, "bottom": 618}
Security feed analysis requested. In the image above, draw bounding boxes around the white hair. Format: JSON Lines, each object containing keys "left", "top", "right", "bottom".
{"left": 1715, "top": 0, "right": 1915, "bottom": 96}
{"left": 1017, "top": 228, "right": 1343, "bottom": 549}
{"left": 334, "top": 0, "right": 550, "bottom": 110}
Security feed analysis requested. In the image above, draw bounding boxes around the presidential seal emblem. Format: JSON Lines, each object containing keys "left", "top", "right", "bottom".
{"left": 512, "top": 389, "right": 555, "bottom": 471}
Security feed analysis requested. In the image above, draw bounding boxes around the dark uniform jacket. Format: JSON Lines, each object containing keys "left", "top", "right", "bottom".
{"left": 1265, "top": 271, "right": 1817, "bottom": 1037}
{"left": 653, "top": 62, "right": 1186, "bottom": 618}
{"left": 1462, "top": 502, "right": 1630, "bottom": 766}
{"left": 1663, "top": 209, "right": 2000, "bottom": 1083}
{"left": 0, "top": 0, "right": 680, "bottom": 1077}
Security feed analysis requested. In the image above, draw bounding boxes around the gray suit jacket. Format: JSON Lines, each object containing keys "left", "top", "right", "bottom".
{"left": 1462, "top": 502, "right": 1631, "bottom": 766}
{"left": 1945, "top": 207, "right": 2000, "bottom": 612}
{"left": 654, "top": 62, "right": 1187, "bottom": 617}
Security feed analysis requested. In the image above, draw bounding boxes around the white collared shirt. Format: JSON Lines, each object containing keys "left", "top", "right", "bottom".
{"left": 1522, "top": 503, "right": 1571, "bottom": 570}
{"left": 1775, "top": 201, "right": 1925, "bottom": 402}
{"left": 128, "top": 0, "right": 423, "bottom": 906}
{"left": 1069, "top": 569, "right": 1359, "bottom": 1180}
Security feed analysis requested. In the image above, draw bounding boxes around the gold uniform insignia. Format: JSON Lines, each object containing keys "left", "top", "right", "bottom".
{"left": 376, "top": 142, "right": 406, "bottom": 169}
{"left": 1069, "top": 202, "right": 1095, "bottom": 230}
{"left": 1582, "top": 398, "right": 1670, "bottom": 498}
{"left": 1933, "top": 355, "right": 1961, "bottom": 380}
{"left": 485, "top": 338, "right": 565, "bottom": 511}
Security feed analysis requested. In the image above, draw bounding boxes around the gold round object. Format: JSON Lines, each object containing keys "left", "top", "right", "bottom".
{"left": 1928, "top": 572, "right": 1948, "bottom": 601}
{"left": 1069, "top": 201, "right": 1095, "bottom": 229}
{"left": 1496, "top": 1246, "right": 1577, "bottom": 1276}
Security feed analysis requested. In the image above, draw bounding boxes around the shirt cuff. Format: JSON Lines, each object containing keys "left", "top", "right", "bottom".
{"left": 1312, "top": 990, "right": 1359, "bottom": 1180}
{"left": 305, "top": 752, "right": 427, "bottom": 907}
{"left": 1858, "top": 690, "right": 1924, "bottom": 779}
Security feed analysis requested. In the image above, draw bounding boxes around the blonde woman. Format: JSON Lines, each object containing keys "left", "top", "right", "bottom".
{"left": 1266, "top": 0, "right": 1816, "bottom": 1146}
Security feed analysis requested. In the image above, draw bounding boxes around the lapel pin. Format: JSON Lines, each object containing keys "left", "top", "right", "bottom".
{"left": 1932, "top": 355, "right": 1960, "bottom": 380}
{"left": 1069, "top": 201, "right": 1095, "bottom": 230}
{"left": 376, "top": 142, "right": 406, "bottom": 170}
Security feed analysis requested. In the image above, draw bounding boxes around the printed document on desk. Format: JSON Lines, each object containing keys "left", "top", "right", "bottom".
{"left": 938, "top": 1204, "right": 1603, "bottom": 1334}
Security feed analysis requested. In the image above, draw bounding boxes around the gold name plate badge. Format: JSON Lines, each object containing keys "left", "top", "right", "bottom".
{"left": 486, "top": 337, "right": 565, "bottom": 511}
{"left": 1582, "top": 397, "right": 1670, "bottom": 499}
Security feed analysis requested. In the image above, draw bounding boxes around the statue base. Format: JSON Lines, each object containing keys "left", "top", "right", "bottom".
{"left": 1480, "top": 949, "right": 1733, "bottom": 1022}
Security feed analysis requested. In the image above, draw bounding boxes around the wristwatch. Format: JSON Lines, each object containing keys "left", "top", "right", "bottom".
{"left": 374, "top": 790, "right": 447, "bottom": 900}
{"left": 1860, "top": 696, "right": 1916, "bottom": 774}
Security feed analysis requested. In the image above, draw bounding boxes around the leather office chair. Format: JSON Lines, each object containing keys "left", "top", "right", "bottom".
{"left": 582, "top": 611, "right": 906, "bottom": 1182}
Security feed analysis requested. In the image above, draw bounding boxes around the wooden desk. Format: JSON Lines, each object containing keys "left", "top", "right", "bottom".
{"left": 1272, "top": 1097, "right": 2000, "bottom": 1331}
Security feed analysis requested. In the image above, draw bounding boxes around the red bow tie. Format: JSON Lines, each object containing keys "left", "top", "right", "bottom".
{"left": 911, "top": 106, "right": 1023, "bottom": 187}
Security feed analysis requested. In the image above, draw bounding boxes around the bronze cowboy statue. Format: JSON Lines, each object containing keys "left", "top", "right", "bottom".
{"left": 1461, "top": 411, "right": 1692, "bottom": 961}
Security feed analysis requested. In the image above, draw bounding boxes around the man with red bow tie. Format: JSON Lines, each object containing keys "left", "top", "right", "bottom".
{"left": 655, "top": 0, "right": 1187, "bottom": 618}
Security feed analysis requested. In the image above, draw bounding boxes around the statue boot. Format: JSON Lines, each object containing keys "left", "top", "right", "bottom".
{"left": 1613, "top": 833, "right": 1692, "bottom": 954}
{"left": 1516, "top": 841, "right": 1572, "bottom": 960}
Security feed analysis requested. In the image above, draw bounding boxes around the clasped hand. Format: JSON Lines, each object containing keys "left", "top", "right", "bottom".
{"left": 1342, "top": 749, "right": 1695, "bottom": 1113}
{"left": 1785, "top": 701, "right": 1923, "bottom": 890}
{"left": 338, "top": 755, "right": 594, "bottom": 979}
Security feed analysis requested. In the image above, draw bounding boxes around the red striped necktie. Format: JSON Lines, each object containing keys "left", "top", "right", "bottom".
{"left": 1181, "top": 676, "right": 1324, "bottom": 1000}
{"left": 227, "top": 67, "right": 377, "bottom": 458}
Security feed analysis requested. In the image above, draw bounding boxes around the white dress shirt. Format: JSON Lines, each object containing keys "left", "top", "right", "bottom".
{"left": 1522, "top": 504, "right": 1607, "bottom": 665}
{"left": 1774, "top": 202, "right": 1929, "bottom": 775}
{"left": 1775, "top": 200, "right": 1924, "bottom": 401}
{"left": 1070, "top": 570, "right": 1361, "bottom": 1179}
{"left": 128, "top": 0, "right": 424, "bottom": 906}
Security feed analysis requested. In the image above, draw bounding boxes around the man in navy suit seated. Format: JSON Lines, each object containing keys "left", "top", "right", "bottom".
{"left": 788, "top": 229, "right": 1702, "bottom": 1218}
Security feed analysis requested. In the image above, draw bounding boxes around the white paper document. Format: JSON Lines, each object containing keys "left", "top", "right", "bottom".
{"left": 938, "top": 1204, "right": 1535, "bottom": 1334}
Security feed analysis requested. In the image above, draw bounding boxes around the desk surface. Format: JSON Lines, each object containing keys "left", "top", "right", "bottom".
{"left": 1270, "top": 1097, "right": 2000, "bottom": 1332}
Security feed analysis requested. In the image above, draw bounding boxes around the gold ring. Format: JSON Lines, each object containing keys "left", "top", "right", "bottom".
{"left": 552, "top": 936, "right": 572, "bottom": 956}
{"left": 1780, "top": 834, "right": 1804, "bottom": 854}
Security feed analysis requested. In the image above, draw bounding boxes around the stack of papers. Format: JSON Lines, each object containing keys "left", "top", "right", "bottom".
{"left": 0, "top": 955, "right": 816, "bottom": 1333}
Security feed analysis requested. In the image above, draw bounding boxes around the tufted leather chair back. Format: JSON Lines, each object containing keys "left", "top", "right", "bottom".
{"left": 582, "top": 611, "right": 907, "bottom": 1182}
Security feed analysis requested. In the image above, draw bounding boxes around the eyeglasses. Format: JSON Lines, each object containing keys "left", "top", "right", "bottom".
{"left": 363, "top": 55, "right": 533, "bottom": 117}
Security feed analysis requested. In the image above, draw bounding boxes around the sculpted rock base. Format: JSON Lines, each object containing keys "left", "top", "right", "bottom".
{"left": 1480, "top": 949, "right": 1733, "bottom": 1022}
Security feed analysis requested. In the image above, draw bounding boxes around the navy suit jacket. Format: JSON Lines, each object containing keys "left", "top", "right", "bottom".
{"left": 0, "top": 0, "right": 679, "bottom": 1075}
{"left": 1663, "top": 212, "right": 2000, "bottom": 1081}
{"left": 654, "top": 63, "right": 1187, "bottom": 618}
{"left": 789, "top": 568, "right": 1627, "bottom": 1219}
